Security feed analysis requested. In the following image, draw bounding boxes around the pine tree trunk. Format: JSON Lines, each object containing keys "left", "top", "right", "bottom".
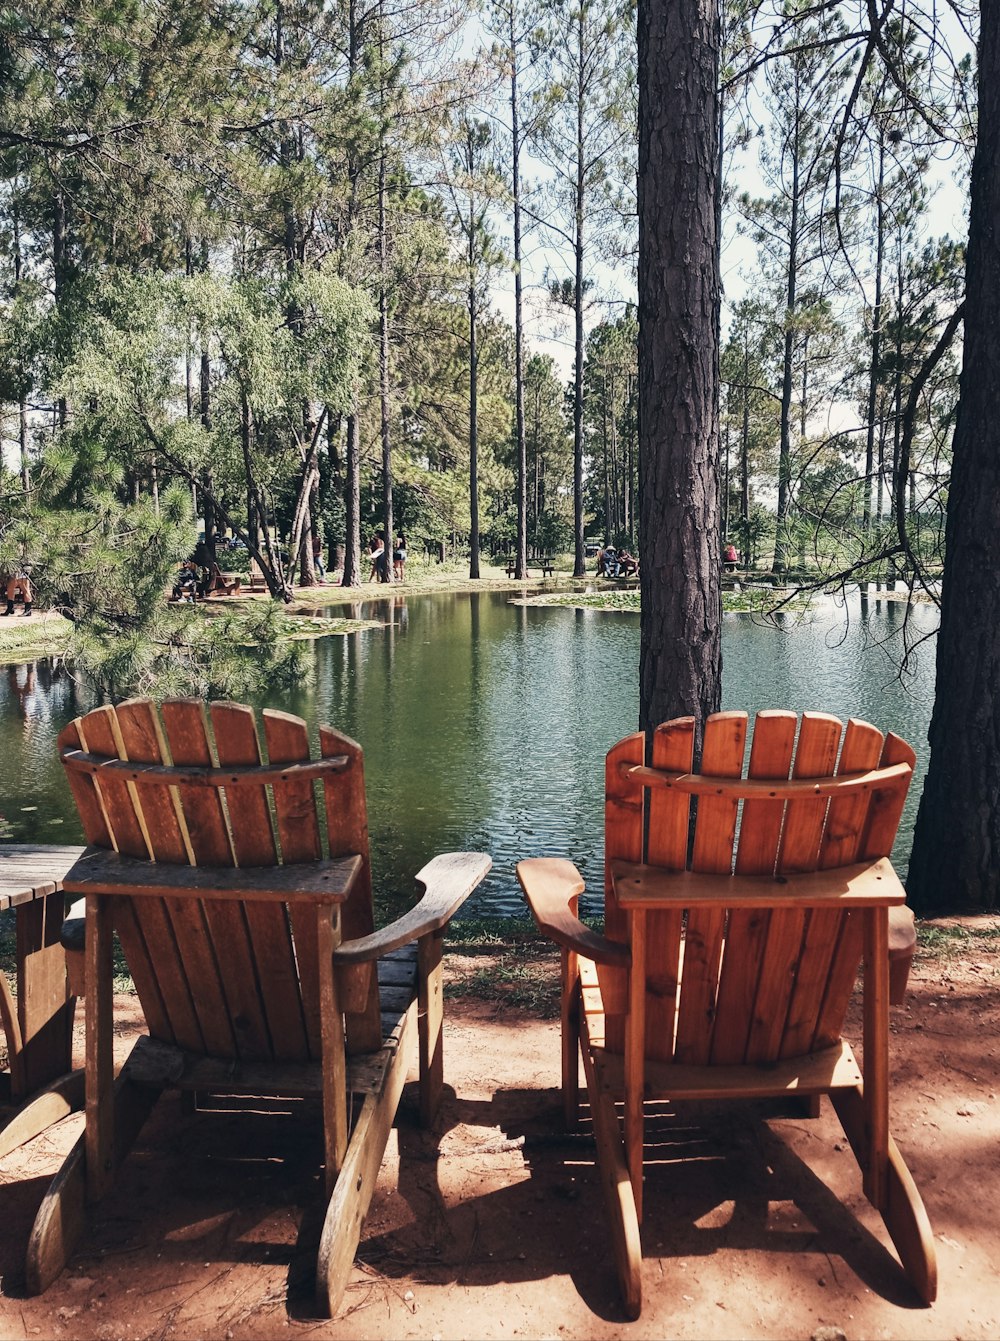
{"left": 342, "top": 411, "right": 362, "bottom": 585}
{"left": 773, "top": 120, "right": 799, "bottom": 575}
{"left": 637, "top": 0, "right": 722, "bottom": 742}
{"left": 377, "top": 21, "right": 394, "bottom": 584}
{"left": 572, "top": 6, "right": 586, "bottom": 579}
{"left": 510, "top": 7, "right": 529, "bottom": 581}
{"left": 907, "top": 8, "right": 1000, "bottom": 912}
{"left": 469, "top": 279, "right": 481, "bottom": 579}
{"left": 864, "top": 134, "right": 885, "bottom": 537}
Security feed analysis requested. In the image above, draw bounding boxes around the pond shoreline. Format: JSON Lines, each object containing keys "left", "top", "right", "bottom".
{"left": 0, "top": 563, "right": 938, "bottom": 668}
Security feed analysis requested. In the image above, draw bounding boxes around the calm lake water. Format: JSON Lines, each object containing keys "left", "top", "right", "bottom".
{"left": 0, "top": 588, "right": 938, "bottom": 917}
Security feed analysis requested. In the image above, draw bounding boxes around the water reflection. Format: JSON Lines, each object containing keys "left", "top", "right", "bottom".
{"left": 0, "top": 590, "right": 938, "bottom": 917}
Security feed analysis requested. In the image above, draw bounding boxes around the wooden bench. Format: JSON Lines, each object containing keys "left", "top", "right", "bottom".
{"left": 504, "top": 556, "right": 555, "bottom": 578}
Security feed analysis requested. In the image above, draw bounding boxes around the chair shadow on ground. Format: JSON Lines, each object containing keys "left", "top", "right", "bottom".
{"left": 0, "top": 1079, "right": 924, "bottom": 1324}
{"left": 325, "top": 1082, "right": 925, "bottom": 1324}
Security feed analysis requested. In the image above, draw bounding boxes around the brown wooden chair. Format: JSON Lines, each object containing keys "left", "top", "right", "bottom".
{"left": 517, "top": 709, "right": 936, "bottom": 1318}
{"left": 22, "top": 698, "right": 490, "bottom": 1314}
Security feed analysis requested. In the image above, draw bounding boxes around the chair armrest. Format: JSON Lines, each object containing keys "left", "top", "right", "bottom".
{"left": 516, "top": 857, "right": 629, "bottom": 967}
{"left": 333, "top": 852, "right": 492, "bottom": 965}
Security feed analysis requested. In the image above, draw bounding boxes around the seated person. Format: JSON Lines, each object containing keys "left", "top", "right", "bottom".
{"left": 170, "top": 559, "right": 200, "bottom": 602}
{"left": 617, "top": 548, "right": 638, "bottom": 577}
{"left": 2, "top": 570, "right": 33, "bottom": 617}
{"left": 723, "top": 541, "right": 739, "bottom": 568}
{"left": 598, "top": 545, "right": 619, "bottom": 578}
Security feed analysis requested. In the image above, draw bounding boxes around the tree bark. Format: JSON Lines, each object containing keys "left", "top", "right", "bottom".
{"left": 342, "top": 410, "right": 362, "bottom": 585}
{"left": 773, "top": 96, "right": 799, "bottom": 575}
{"left": 637, "top": 0, "right": 722, "bottom": 743}
{"left": 907, "top": 7, "right": 1000, "bottom": 912}
{"left": 469, "top": 277, "right": 481, "bottom": 579}
{"left": 510, "top": 3, "right": 529, "bottom": 581}
{"left": 377, "top": 10, "right": 394, "bottom": 583}
{"left": 571, "top": 3, "right": 586, "bottom": 579}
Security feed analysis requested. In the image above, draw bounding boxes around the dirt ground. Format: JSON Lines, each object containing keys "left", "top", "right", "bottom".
{"left": 0, "top": 921, "right": 998, "bottom": 1341}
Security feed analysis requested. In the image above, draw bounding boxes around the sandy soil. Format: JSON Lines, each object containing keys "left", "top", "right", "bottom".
{"left": 0, "top": 923, "right": 998, "bottom": 1341}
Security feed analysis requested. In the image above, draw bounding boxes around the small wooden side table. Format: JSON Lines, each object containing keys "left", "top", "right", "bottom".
{"left": 0, "top": 844, "right": 85, "bottom": 1102}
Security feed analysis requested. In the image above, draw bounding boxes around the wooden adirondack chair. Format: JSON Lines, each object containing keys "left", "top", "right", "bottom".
{"left": 23, "top": 698, "right": 490, "bottom": 1314}
{"left": 517, "top": 709, "right": 936, "bottom": 1319}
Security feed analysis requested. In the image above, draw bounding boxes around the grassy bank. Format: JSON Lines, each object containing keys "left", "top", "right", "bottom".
{"left": 1, "top": 557, "right": 880, "bottom": 670}
{"left": 0, "top": 612, "right": 73, "bottom": 666}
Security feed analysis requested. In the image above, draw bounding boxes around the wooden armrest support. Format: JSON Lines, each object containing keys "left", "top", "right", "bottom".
{"left": 516, "top": 857, "right": 630, "bottom": 966}
{"left": 334, "top": 852, "right": 492, "bottom": 965}
{"left": 62, "top": 847, "right": 363, "bottom": 904}
{"left": 611, "top": 856, "right": 907, "bottom": 909}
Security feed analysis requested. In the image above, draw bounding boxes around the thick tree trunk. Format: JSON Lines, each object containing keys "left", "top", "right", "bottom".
{"left": 637, "top": 0, "right": 722, "bottom": 742}
{"left": 907, "top": 9, "right": 1000, "bottom": 913}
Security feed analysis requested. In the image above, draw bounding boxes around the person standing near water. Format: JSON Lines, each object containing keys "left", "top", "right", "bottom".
{"left": 369, "top": 533, "right": 388, "bottom": 582}
{"left": 393, "top": 533, "right": 407, "bottom": 582}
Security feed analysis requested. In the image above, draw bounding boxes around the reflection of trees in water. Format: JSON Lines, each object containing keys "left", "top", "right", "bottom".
{"left": 3, "top": 659, "right": 78, "bottom": 725}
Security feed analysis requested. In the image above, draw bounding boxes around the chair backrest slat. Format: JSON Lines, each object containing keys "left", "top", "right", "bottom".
{"left": 602, "top": 732, "right": 645, "bottom": 1054}
{"left": 778, "top": 712, "right": 843, "bottom": 874}
{"left": 819, "top": 719, "right": 885, "bottom": 869}
{"left": 264, "top": 710, "right": 326, "bottom": 1057}
{"left": 860, "top": 732, "right": 917, "bottom": 860}
{"left": 643, "top": 718, "right": 695, "bottom": 1062}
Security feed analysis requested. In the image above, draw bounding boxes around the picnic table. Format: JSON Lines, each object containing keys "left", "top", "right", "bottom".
{"left": 503, "top": 555, "right": 555, "bottom": 578}
{"left": 0, "top": 844, "right": 85, "bottom": 1101}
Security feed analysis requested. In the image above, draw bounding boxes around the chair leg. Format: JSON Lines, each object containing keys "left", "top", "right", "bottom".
{"left": 417, "top": 931, "right": 444, "bottom": 1127}
{"left": 561, "top": 950, "right": 581, "bottom": 1130}
{"left": 26, "top": 1127, "right": 87, "bottom": 1295}
{"left": 316, "top": 1006, "right": 415, "bottom": 1317}
{"left": 583, "top": 1044, "right": 641, "bottom": 1319}
{"left": 0, "top": 1068, "right": 85, "bottom": 1160}
{"left": 830, "top": 1085, "right": 937, "bottom": 1304}
{"left": 25, "top": 1074, "right": 158, "bottom": 1295}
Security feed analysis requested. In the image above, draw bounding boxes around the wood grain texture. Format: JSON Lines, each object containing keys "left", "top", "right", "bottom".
{"left": 712, "top": 711, "right": 796, "bottom": 1064}
{"left": 603, "top": 732, "right": 645, "bottom": 1053}
{"left": 644, "top": 719, "right": 694, "bottom": 1062}
{"left": 675, "top": 713, "right": 746, "bottom": 1065}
